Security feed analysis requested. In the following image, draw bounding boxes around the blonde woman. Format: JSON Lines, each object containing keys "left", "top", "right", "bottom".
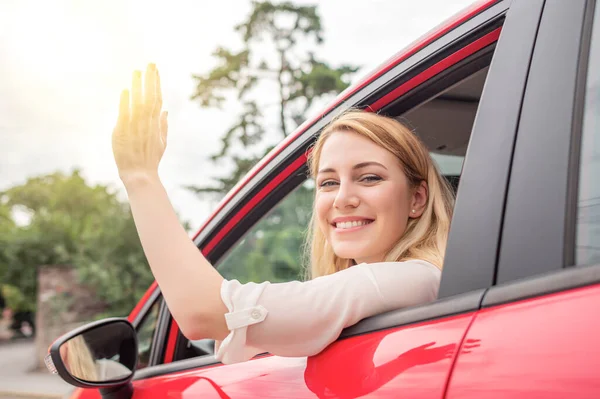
{"left": 112, "top": 64, "right": 454, "bottom": 365}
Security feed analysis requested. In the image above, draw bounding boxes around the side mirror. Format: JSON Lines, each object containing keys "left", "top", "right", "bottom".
{"left": 45, "top": 317, "right": 137, "bottom": 396}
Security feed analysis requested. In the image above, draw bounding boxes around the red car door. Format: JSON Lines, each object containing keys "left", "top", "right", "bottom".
{"left": 446, "top": 1, "right": 600, "bottom": 397}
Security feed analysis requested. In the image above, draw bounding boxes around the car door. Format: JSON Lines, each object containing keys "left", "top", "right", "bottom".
{"left": 446, "top": 0, "right": 600, "bottom": 398}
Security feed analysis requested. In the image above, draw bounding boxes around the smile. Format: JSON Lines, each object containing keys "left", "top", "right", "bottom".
{"left": 334, "top": 220, "right": 374, "bottom": 231}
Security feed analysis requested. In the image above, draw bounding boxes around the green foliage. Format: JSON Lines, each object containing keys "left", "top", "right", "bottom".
{"left": 217, "top": 184, "right": 314, "bottom": 283}
{"left": 186, "top": 2, "right": 358, "bottom": 284}
{"left": 189, "top": 0, "right": 359, "bottom": 196}
{"left": 0, "top": 170, "right": 160, "bottom": 317}
{"left": 1, "top": 284, "right": 32, "bottom": 313}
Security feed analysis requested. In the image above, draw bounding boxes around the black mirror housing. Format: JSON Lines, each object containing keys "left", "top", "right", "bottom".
{"left": 45, "top": 318, "right": 138, "bottom": 390}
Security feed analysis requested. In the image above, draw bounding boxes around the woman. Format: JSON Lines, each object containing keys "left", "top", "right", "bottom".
{"left": 112, "top": 64, "right": 454, "bottom": 364}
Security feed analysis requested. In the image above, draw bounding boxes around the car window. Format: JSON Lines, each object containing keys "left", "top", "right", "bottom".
{"left": 217, "top": 182, "right": 314, "bottom": 283}
{"left": 135, "top": 298, "right": 161, "bottom": 370}
{"left": 576, "top": 4, "right": 600, "bottom": 267}
{"left": 182, "top": 183, "right": 313, "bottom": 358}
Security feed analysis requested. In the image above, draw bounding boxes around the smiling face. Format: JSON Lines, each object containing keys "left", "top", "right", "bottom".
{"left": 315, "top": 131, "right": 424, "bottom": 264}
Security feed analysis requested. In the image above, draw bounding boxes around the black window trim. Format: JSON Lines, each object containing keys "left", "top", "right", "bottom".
{"left": 132, "top": 293, "right": 163, "bottom": 369}
{"left": 487, "top": 0, "right": 600, "bottom": 305}
{"left": 566, "top": 0, "right": 597, "bottom": 267}
{"left": 495, "top": 0, "right": 596, "bottom": 285}
{"left": 147, "top": 297, "right": 169, "bottom": 367}
{"left": 131, "top": 287, "right": 161, "bottom": 328}
{"left": 439, "top": 0, "right": 546, "bottom": 297}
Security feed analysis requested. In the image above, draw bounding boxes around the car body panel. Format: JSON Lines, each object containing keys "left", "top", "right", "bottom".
{"left": 130, "top": 313, "right": 475, "bottom": 398}
{"left": 446, "top": 283, "right": 600, "bottom": 398}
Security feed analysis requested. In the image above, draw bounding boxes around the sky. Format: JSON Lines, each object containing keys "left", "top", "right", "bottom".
{"left": 0, "top": 0, "right": 477, "bottom": 231}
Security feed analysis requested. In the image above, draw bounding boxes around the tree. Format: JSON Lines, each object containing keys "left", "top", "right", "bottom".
{"left": 184, "top": 2, "right": 358, "bottom": 282}
{"left": 0, "top": 170, "right": 178, "bottom": 319}
{"left": 187, "top": 0, "right": 359, "bottom": 196}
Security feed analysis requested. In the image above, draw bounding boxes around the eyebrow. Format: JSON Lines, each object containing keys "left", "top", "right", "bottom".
{"left": 317, "top": 161, "right": 388, "bottom": 174}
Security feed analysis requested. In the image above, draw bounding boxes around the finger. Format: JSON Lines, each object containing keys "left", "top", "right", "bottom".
{"left": 145, "top": 64, "right": 157, "bottom": 117}
{"left": 153, "top": 68, "right": 163, "bottom": 119}
{"left": 160, "top": 111, "right": 168, "bottom": 145}
{"left": 116, "top": 90, "right": 130, "bottom": 131}
{"left": 131, "top": 70, "right": 143, "bottom": 122}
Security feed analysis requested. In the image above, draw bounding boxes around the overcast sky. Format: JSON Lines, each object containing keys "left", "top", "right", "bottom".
{"left": 0, "top": 0, "right": 476, "bottom": 230}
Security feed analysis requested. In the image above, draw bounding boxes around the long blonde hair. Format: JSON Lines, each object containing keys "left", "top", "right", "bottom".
{"left": 305, "top": 110, "right": 455, "bottom": 278}
{"left": 63, "top": 335, "right": 98, "bottom": 381}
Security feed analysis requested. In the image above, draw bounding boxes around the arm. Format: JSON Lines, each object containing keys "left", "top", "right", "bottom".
{"left": 215, "top": 261, "right": 441, "bottom": 364}
{"left": 124, "top": 178, "right": 228, "bottom": 340}
{"left": 112, "top": 64, "right": 228, "bottom": 340}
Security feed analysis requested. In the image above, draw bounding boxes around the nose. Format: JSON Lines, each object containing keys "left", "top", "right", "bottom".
{"left": 333, "top": 181, "right": 360, "bottom": 209}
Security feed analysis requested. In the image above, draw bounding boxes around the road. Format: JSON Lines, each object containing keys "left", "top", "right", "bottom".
{"left": 0, "top": 340, "right": 73, "bottom": 399}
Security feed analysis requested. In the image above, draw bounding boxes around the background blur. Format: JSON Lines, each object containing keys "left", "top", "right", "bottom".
{"left": 0, "top": 0, "right": 474, "bottom": 395}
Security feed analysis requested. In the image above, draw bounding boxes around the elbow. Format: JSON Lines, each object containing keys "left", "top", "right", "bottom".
{"left": 175, "top": 311, "right": 228, "bottom": 341}
{"left": 179, "top": 325, "right": 207, "bottom": 342}
{"left": 174, "top": 312, "right": 212, "bottom": 341}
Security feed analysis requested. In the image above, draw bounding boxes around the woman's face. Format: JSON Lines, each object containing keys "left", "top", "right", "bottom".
{"left": 315, "top": 131, "right": 425, "bottom": 264}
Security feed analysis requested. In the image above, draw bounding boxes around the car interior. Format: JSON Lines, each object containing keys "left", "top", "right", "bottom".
{"left": 399, "top": 66, "right": 489, "bottom": 193}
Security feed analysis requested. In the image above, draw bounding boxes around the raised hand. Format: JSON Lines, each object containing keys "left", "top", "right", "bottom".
{"left": 112, "top": 63, "right": 168, "bottom": 185}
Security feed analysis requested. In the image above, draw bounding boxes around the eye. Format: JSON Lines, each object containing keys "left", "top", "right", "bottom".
{"left": 360, "top": 175, "right": 382, "bottom": 183}
{"left": 319, "top": 180, "right": 338, "bottom": 188}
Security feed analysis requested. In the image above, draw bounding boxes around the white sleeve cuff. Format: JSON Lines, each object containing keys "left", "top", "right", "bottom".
{"left": 215, "top": 279, "right": 269, "bottom": 364}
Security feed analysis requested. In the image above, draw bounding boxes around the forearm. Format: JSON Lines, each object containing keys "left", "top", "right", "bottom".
{"left": 124, "top": 175, "right": 228, "bottom": 340}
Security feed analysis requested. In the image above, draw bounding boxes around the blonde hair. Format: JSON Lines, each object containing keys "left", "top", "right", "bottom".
{"left": 64, "top": 335, "right": 98, "bottom": 381}
{"left": 305, "top": 110, "right": 455, "bottom": 278}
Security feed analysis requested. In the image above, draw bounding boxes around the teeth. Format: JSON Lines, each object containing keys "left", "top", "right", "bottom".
{"left": 335, "top": 220, "right": 372, "bottom": 229}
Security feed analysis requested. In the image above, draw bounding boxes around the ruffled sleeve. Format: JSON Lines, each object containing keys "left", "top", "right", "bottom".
{"left": 214, "top": 260, "right": 441, "bottom": 364}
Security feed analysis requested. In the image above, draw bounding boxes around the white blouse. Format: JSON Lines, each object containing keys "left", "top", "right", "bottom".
{"left": 214, "top": 260, "right": 441, "bottom": 364}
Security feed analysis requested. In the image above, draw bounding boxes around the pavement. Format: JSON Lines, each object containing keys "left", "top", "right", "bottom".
{"left": 0, "top": 339, "right": 74, "bottom": 399}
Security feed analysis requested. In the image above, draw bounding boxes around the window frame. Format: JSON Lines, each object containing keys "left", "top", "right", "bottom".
{"left": 130, "top": 292, "right": 164, "bottom": 369}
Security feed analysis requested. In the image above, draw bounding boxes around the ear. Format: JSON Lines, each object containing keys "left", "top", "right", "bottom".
{"left": 409, "top": 180, "right": 428, "bottom": 218}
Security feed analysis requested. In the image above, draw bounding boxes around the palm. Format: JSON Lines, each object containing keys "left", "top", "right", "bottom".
{"left": 112, "top": 63, "right": 168, "bottom": 182}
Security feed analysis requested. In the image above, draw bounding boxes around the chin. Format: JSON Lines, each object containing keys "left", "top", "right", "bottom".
{"left": 332, "top": 244, "right": 369, "bottom": 261}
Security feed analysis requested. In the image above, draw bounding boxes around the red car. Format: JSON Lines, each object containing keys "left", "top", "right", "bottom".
{"left": 47, "top": 0, "right": 600, "bottom": 397}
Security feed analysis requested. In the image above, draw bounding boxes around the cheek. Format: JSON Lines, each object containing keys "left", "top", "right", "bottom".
{"left": 372, "top": 184, "right": 411, "bottom": 231}
{"left": 315, "top": 191, "right": 334, "bottom": 231}
{"left": 373, "top": 184, "right": 410, "bottom": 213}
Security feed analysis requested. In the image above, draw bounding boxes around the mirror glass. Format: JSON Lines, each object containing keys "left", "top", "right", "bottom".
{"left": 59, "top": 321, "right": 136, "bottom": 383}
